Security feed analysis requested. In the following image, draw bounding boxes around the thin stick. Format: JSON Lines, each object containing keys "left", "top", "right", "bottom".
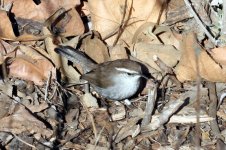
{"left": 94, "top": 125, "right": 106, "bottom": 149}
{"left": 113, "top": 0, "right": 133, "bottom": 46}
{"left": 141, "top": 84, "right": 158, "bottom": 126}
{"left": 44, "top": 71, "right": 52, "bottom": 102}
{"left": 206, "top": 82, "right": 223, "bottom": 139}
{"left": 12, "top": 133, "right": 37, "bottom": 150}
{"left": 141, "top": 96, "right": 186, "bottom": 132}
{"left": 183, "top": 0, "right": 218, "bottom": 46}
{"left": 194, "top": 46, "right": 201, "bottom": 149}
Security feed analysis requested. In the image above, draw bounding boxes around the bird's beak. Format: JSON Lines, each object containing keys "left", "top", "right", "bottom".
{"left": 140, "top": 74, "right": 149, "bottom": 80}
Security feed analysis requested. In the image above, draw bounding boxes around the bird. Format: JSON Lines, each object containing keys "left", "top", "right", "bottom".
{"left": 55, "top": 46, "right": 148, "bottom": 100}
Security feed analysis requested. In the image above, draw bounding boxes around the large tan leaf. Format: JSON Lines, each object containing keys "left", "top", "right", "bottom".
{"left": 0, "top": 11, "right": 16, "bottom": 39}
{"left": 134, "top": 42, "right": 181, "bottom": 71}
{"left": 0, "top": 105, "right": 52, "bottom": 138}
{"left": 81, "top": 35, "right": 110, "bottom": 63}
{"left": 132, "top": 23, "right": 181, "bottom": 49}
{"left": 1, "top": 0, "right": 84, "bottom": 39}
{"left": 6, "top": 0, "right": 80, "bottom": 21}
{"left": 88, "top": 0, "right": 166, "bottom": 46}
{"left": 175, "top": 33, "right": 226, "bottom": 82}
{"left": 8, "top": 57, "right": 54, "bottom": 85}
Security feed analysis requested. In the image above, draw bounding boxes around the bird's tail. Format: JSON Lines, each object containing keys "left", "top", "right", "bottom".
{"left": 54, "top": 46, "right": 96, "bottom": 73}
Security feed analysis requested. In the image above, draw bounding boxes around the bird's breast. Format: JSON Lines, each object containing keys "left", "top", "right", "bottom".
{"left": 92, "top": 75, "right": 141, "bottom": 100}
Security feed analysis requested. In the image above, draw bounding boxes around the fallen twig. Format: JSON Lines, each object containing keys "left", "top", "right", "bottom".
{"left": 206, "top": 82, "right": 223, "bottom": 139}
{"left": 44, "top": 71, "right": 52, "bottom": 103}
{"left": 141, "top": 83, "right": 158, "bottom": 126}
{"left": 12, "top": 133, "right": 37, "bottom": 150}
{"left": 141, "top": 96, "right": 186, "bottom": 132}
{"left": 153, "top": 55, "right": 181, "bottom": 89}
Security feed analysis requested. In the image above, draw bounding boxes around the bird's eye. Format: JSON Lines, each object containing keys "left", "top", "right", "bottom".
{"left": 126, "top": 73, "right": 133, "bottom": 76}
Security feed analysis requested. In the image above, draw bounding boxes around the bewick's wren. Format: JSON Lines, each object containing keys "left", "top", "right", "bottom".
{"left": 55, "top": 46, "right": 148, "bottom": 100}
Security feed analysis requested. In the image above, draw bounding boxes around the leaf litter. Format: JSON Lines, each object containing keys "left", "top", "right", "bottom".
{"left": 0, "top": 0, "right": 225, "bottom": 149}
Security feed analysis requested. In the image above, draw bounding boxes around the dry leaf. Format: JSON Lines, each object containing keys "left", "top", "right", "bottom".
{"left": 7, "top": 0, "right": 80, "bottom": 21}
{"left": 61, "top": 56, "right": 81, "bottom": 83}
{"left": 153, "top": 25, "right": 181, "bottom": 50}
{"left": 0, "top": 105, "right": 52, "bottom": 138}
{"left": 109, "top": 45, "right": 128, "bottom": 60}
{"left": 210, "top": 46, "right": 226, "bottom": 65}
{"left": 43, "top": 27, "right": 81, "bottom": 83}
{"left": 24, "top": 102, "right": 49, "bottom": 113}
{"left": 61, "top": 8, "right": 85, "bottom": 37}
{"left": 1, "top": 0, "right": 83, "bottom": 39}
{"left": 0, "top": 94, "right": 12, "bottom": 119}
{"left": 63, "top": 36, "right": 80, "bottom": 48}
{"left": 0, "top": 81, "right": 26, "bottom": 98}
{"left": 19, "top": 45, "right": 48, "bottom": 60}
{"left": 0, "top": 40, "right": 17, "bottom": 55}
{"left": 0, "top": 10, "right": 16, "bottom": 39}
{"left": 88, "top": 0, "right": 166, "bottom": 45}
{"left": 81, "top": 93, "right": 99, "bottom": 108}
{"left": 134, "top": 42, "right": 181, "bottom": 71}
{"left": 80, "top": 1, "right": 90, "bottom": 17}
{"left": 8, "top": 57, "right": 54, "bottom": 85}
{"left": 43, "top": 27, "right": 60, "bottom": 69}
{"left": 175, "top": 33, "right": 226, "bottom": 82}
{"left": 108, "top": 104, "right": 126, "bottom": 121}
{"left": 114, "top": 117, "right": 141, "bottom": 143}
{"left": 15, "top": 34, "right": 49, "bottom": 42}
{"left": 132, "top": 23, "right": 181, "bottom": 50}
{"left": 81, "top": 35, "right": 110, "bottom": 63}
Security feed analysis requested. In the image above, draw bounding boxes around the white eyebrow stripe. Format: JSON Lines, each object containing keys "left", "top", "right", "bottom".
{"left": 115, "top": 67, "right": 138, "bottom": 74}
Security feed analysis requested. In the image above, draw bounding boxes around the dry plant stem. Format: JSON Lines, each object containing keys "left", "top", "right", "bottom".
{"left": 161, "top": 75, "right": 170, "bottom": 101}
{"left": 151, "top": 114, "right": 213, "bottom": 124}
{"left": 183, "top": 0, "right": 217, "bottom": 46}
{"left": 112, "top": 0, "right": 127, "bottom": 46}
{"left": 141, "top": 83, "right": 157, "bottom": 126}
{"left": 153, "top": 55, "right": 181, "bottom": 88}
{"left": 103, "top": 26, "right": 120, "bottom": 41}
{"left": 12, "top": 133, "right": 37, "bottom": 150}
{"left": 35, "top": 86, "right": 45, "bottom": 98}
{"left": 44, "top": 71, "right": 52, "bottom": 103}
{"left": 156, "top": 0, "right": 167, "bottom": 25}
{"left": 222, "top": 0, "right": 226, "bottom": 34}
{"left": 48, "top": 84, "right": 57, "bottom": 101}
{"left": 194, "top": 53, "right": 201, "bottom": 149}
{"left": 206, "top": 82, "right": 222, "bottom": 139}
{"left": 94, "top": 126, "right": 106, "bottom": 148}
{"left": 112, "top": 0, "right": 132, "bottom": 46}
{"left": 141, "top": 96, "right": 186, "bottom": 132}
